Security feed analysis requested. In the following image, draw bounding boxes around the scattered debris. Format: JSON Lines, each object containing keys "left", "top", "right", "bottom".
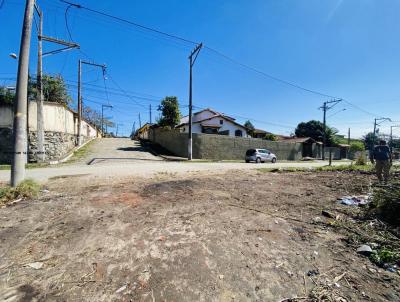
{"left": 115, "top": 284, "right": 127, "bottom": 294}
{"left": 356, "top": 245, "right": 373, "bottom": 256}
{"left": 26, "top": 262, "right": 43, "bottom": 270}
{"left": 307, "top": 269, "right": 319, "bottom": 277}
{"left": 338, "top": 195, "right": 370, "bottom": 206}
{"left": 321, "top": 210, "right": 335, "bottom": 219}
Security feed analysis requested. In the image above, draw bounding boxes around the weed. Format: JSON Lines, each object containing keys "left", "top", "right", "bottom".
{"left": 369, "top": 248, "right": 400, "bottom": 266}
{"left": 0, "top": 179, "right": 41, "bottom": 206}
{"left": 66, "top": 139, "right": 96, "bottom": 163}
{"left": 369, "top": 180, "right": 400, "bottom": 226}
{"left": 355, "top": 152, "right": 367, "bottom": 165}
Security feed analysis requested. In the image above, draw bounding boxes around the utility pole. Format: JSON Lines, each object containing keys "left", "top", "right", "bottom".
{"left": 347, "top": 128, "right": 351, "bottom": 145}
{"left": 11, "top": 0, "right": 35, "bottom": 187}
{"left": 77, "top": 60, "right": 106, "bottom": 145}
{"left": 34, "top": 3, "right": 78, "bottom": 162}
{"left": 101, "top": 104, "right": 112, "bottom": 135}
{"left": 139, "top": 113, "right": 141, "bottom": 128}
{"left": 149, "top": 104, "right": 152, "bottom": 124}
{"left": 188, "top": 43, "right": 203, "bottom": 160}
{"left": 373, "top": 118, "right": 391, "bottom": 138}
{"left": 320, "top": 98, "right": 342, "bottom": 160}
{"left": 131, "top": 121, "right": 136, "bottom": 138}
{"left": 390, "top": 125, "right": 400, "bottom": 151}
{"left": 35, "top": 3, "right": 44, "bottom": 163}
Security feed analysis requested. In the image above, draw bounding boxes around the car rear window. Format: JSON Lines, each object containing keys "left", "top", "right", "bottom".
{"left": 246, "top": 149, "right": 256, "bottom": 156}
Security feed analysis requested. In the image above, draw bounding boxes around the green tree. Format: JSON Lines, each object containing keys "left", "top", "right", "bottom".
{"left": 264, "top": 133, "right": 277, "bottom": 141}
{"left": 40, "top": 75, "right": 71, "bottom": 105}
{"left": 363, "top": 132, "right": 379, "bottom": 150}
{"left": 295, "top": 120, "right": 338, "bottom": 146}
{"left": 157, "top": 96, "right": 181, "bottom": 128}
{"left": 0, "top": 87, "right": 15, "bottom": 105}
{"left": 349, "top": 141, "right": 365, "bottom": 153}
{"left": 244, "top": 120, "right": 255, "bottom": 136}
{"left": 1, "top": 74, "right": 71, "bottom": 105}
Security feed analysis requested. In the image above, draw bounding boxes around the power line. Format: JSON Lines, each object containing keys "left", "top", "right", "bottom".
{"left": 60, "top": 0, "right": 199, "bottom": 46}
{"left": 57, "top": 0, "right": 386, "bottom": 119}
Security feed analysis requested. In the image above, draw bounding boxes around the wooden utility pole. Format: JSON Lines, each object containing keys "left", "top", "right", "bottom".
{"left": 11, "top": 0, "right": 35, "bottom": 186}
{"left": 77, "top": 60, "right": 106, "bottom": 145}
{"left": 188, "top": 43, "right": 203, "bottom": 160}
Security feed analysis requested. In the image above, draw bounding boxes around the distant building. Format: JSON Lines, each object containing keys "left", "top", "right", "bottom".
{"left": 176, "top": 108, "right": 249, "bottom": 137}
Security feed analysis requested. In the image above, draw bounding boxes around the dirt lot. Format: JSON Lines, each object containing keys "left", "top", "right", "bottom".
{"left": 0, "top": 170, "right": 399, "bottom": 301}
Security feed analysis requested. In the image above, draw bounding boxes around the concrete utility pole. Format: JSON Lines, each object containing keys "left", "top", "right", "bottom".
{"left": 188, "top": 43, "right": 203, "bottom": 160}
{"left": 101, "top": 104, "right": 112, "bottom": 135}
{"left": 149, "top": 104, "right": 152, "bottom": 124}
{"left": 34, "top": 4, "right": 79, "bottom": 162}
{"left": 35, "top": 3, "right": 44, "bottom": 163}
{"left": 373, "top": 118, "right": 391, "bottom": 140}
{"left": 77, "top": 60, "right": 106, "bottom": 145}
{"left": 11, "top": 0, "right": 35, "bottom": 187}
{"left": 348, "top": 128, "right": 351, "bottom": 145}
{"left": 320, "top": 99, "right": 342, "bottom": 160}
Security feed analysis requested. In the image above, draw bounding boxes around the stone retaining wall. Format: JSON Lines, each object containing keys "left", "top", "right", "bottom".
{"left": 0, "top": 128, "right": 13, "bottom": 164}
{"left": 149, "top": 128, "right": 304, "bottom": 160}
{"left": 28, "top": 131, "right": 76, "bottom": 162}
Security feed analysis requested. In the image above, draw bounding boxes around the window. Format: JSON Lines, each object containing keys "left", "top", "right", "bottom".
{"left": 220, "top": 120, "right": 224, "bottom": 125}
{"left": 235, "top": 130, "right": 243, "bottom": 137}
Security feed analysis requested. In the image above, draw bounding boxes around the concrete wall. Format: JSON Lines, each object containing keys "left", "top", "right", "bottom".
{"left": 149, "top": 128, "right": 303, "bottom": 160}
{"left": 0, "top": 102, "right": 98, "bottom": 163}
{"left": 149, "top": 128, "right": 188, "bottom": 157}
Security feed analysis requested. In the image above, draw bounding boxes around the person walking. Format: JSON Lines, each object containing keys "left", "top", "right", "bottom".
{"left": 370, "top": 140, "right": 392, "bottom": 183}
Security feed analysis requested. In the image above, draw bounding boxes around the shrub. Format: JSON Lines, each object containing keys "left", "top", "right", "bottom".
{"left": 369, "top": 181, "right": 400, "bottom": 226}
{"left": 355, "top": 152, "right": 367, "bottom": 165}
{"left": 0, "top": 179, "right": 40, "bottom": 206}
{"left": 349, "top": 141, "right": 365, "bottom": 153}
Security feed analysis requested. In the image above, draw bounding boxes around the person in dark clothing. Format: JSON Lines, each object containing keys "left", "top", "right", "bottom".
{"left": 370, "top": 140, "right": 392, "bottom": 182}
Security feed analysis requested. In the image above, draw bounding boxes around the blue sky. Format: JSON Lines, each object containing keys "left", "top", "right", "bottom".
{"left": 1, "top": 0, "right": 400, "bottom": 137}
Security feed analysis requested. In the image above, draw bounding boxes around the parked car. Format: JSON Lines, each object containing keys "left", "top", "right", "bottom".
{"left": 245, "top": 148, "right": 277, "bottom": 163}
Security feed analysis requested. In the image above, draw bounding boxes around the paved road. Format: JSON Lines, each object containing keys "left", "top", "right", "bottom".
{"left": 0, "top": 138, "right": 351, "bottom": 183}
{"left": 76, "top": 138, "right": 161, "bottom": 165}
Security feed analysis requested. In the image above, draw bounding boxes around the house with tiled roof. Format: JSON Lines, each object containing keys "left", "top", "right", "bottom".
{"left": 176, "top": 108, "right": 250, "bottom": 138}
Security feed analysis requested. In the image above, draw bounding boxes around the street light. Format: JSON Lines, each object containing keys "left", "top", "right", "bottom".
{"left": 9, "top": 53, "right": 17, "bottom": 59}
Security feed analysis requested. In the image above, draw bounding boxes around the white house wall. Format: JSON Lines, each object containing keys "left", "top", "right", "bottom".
{"left": 192, "top": 110, "right": 215, "bottom": 123}
{"left": 180, "top": 117, "right": 248, "bottom": 137}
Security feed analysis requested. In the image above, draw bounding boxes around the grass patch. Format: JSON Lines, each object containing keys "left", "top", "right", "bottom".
{"left": 315, "top": 164, "right": 373, "bottom": 172}
{"left": 0, "top": 179, "right": 41, "bottom": 206}
{"left": 66, "top": 139, "right": 96, "bottom": 163}
{"left": 0, "top": 163, "right": 49, "bottom": 170}
{"left": 257, "top": 167, "right": 309, "bottom": 173}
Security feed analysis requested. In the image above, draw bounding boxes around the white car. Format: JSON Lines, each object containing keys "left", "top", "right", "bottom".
{"left": 245, "top": 148, "right": 277, "bottom": 163}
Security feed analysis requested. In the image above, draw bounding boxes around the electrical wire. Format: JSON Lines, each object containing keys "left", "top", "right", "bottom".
{"left": 60, "top": 0, "right": 198, "bottom": 46}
